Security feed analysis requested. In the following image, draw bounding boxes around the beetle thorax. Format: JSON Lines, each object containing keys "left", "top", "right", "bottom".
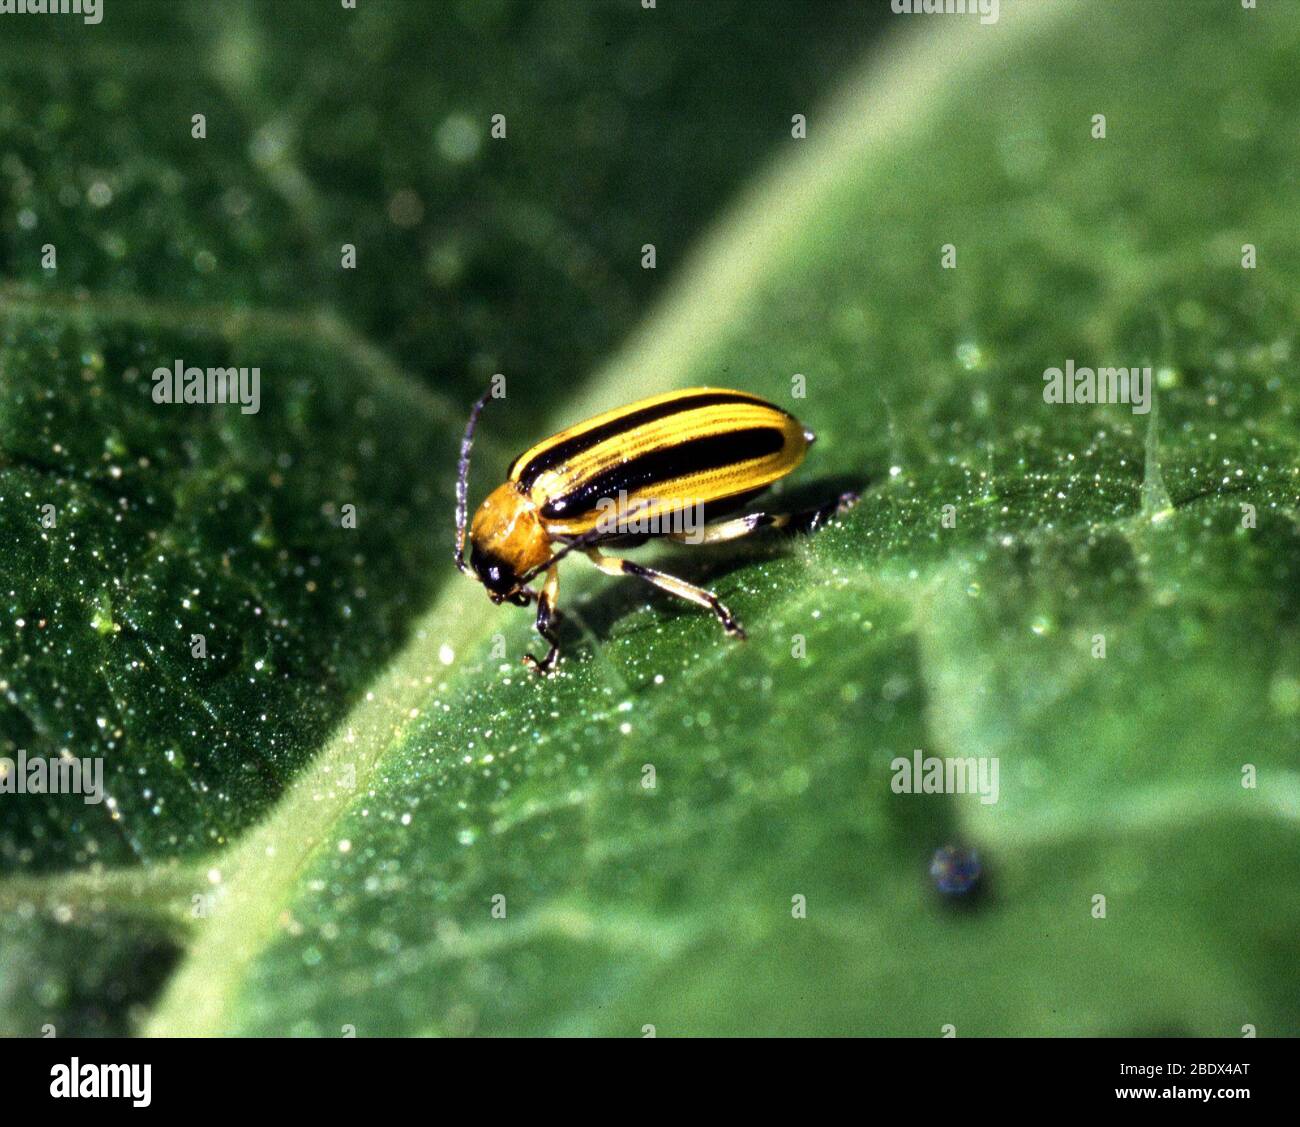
{"left": 470, "top": 483, "right": 552, "bottom": 580}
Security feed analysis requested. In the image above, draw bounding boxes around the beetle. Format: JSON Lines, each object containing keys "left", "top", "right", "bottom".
{"left": 453, "top": 386, "right": 858, "bottom": 674}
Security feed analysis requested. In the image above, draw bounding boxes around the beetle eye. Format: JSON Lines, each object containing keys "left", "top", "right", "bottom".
{"left": 470, "top": 549, "right": 520, "bottom": 598}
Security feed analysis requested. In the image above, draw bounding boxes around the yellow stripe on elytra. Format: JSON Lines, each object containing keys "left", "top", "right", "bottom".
{"left": 525, "top": 403, "right": 797, "bottom": 506}
{"left": 507, "top": 387, "right": 770, "bottom": 482}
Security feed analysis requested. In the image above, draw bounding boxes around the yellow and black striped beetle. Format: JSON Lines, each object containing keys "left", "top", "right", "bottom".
{"left": 454, "top": 386, "right": 858, "bottom": 674}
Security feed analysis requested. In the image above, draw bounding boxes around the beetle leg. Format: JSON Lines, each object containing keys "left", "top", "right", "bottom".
{"left": 586, "top": 549, "right": 746, "bottom": 640}
{"left": 667, "top": 489, "right": 860, "bottom": 545}
{"left": 522, "top": 565, "right": 563, "bottom": 674}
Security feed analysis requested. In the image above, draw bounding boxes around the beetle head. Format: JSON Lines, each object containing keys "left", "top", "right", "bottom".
{"left": 470, "top": 547, "right": 531, "bottom": 604}
{"left": 467, "top": 483, "right": 551, "bottom": 603}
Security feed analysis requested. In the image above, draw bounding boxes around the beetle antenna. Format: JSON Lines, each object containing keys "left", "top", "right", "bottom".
{"left": 454, "top": 387, "right": 493, "bottom": 575}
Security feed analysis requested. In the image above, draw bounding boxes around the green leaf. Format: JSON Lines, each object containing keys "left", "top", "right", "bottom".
{"left": 0, "top": 0, "right": 881, "bottom": 1035}
{"left": 5, "top": 0, "right": 1300, "bottom": 1037}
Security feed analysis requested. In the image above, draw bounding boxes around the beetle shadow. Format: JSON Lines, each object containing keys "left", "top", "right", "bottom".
{"left": 562, "top": 474, "right": 867, "bottom": 645}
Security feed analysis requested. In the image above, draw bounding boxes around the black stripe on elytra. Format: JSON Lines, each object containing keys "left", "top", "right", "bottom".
{"left": 514, "top": 391, "right": 781, "bottom": 489}
{"left": 541, "top": 426, "right": 787, "bottom": 518}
